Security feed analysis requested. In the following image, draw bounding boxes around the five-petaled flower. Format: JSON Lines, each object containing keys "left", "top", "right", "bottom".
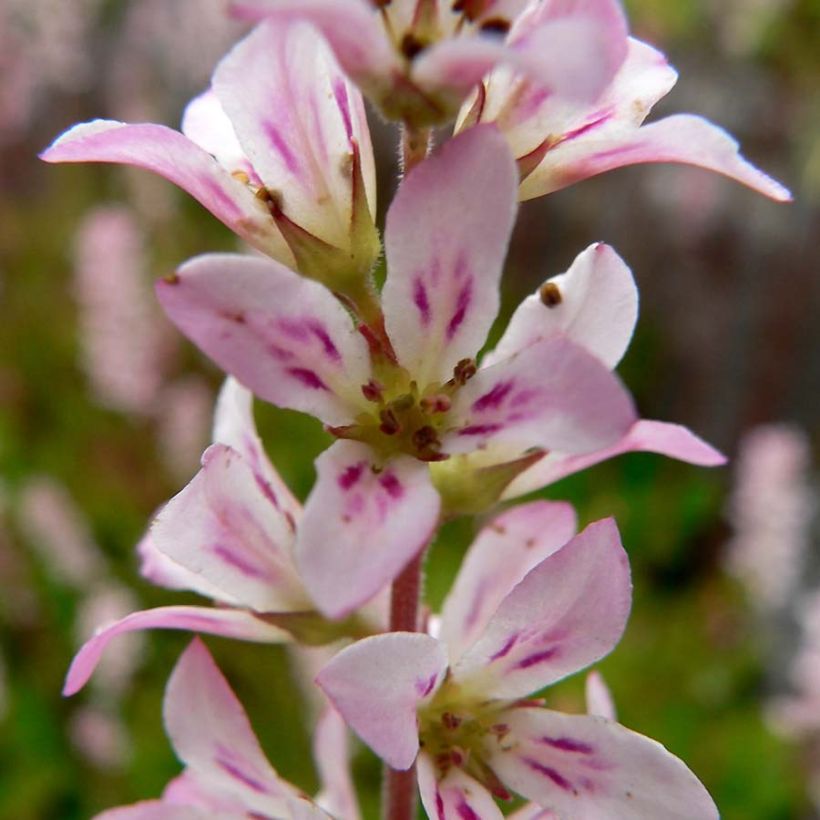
{"left": 95, "top": 638, "right": 359, "bottom": 819}
{"left": 153, "top": 126, "right": 640, "bottom": 619}
{"left": 231, "top": 0, "right": 631, "bottom": 126}
{"left": 317, "top": 506, "right": 719, "bottom": 819}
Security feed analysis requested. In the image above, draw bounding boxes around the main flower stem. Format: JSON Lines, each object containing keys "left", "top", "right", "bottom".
{"left": 384, "top": 551, "right": 424, "bottom": 820}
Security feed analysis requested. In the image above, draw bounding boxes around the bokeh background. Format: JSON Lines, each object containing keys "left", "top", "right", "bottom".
{"left": 0, "top": 0, "right": 818, "bottom": 818}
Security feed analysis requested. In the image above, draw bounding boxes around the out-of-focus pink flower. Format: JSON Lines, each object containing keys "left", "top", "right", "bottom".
{"left": 73, "top": 206, "right": 175, "bottom": 416}
{"left": 456, "top": 34, "right": 791, "bottom": 202}
{"left": 95, "top": 639, "right": 355, "bottom": 819}
{"left": 155, "top": 127, "right": 638, "bottom": 618}
{"left": 42, "top": 21, "right": 379, "bottom": 286}
{"left": 319, "top": 509, "right": 718, "bottom": 818}
{"left": 232, "top": 0, "right": 630, "bottom": 126}
{"left": 70, "top": 706, "right": 131, "bottom": 771}
{"left": 725, "top": 424, "right": 816, "bottom": 611}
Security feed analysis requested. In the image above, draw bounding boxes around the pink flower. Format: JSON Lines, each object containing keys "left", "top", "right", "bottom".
{"left": 317, "top": 507, "right": 718, "bottom": 818}
{"left": 231, "top": 0, "right": 630, "bottom": 126}
{"left": 41, "top": 21, "right": 379, "bottom": 287}
{"left": 95, "top": 638, "right": 356, "bottom": 819}
{"left": 155, "top": 126, "right": 637, "bottom": 619}
{"left": 457, "top": 34, "right": 791, "bottom": 201}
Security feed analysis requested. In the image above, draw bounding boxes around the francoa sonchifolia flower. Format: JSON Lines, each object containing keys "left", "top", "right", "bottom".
{"left": 317, "top": 508, "right": 719, "bottom": 819}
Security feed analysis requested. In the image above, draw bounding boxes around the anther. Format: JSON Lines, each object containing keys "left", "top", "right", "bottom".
{"left": 442, "top": 712, "right": 461, "bottom": 730}
{"left": 231, "top": 170, "right": 251, "bottom": 185}
{"left": 420, "top": 394, "right": 451, "bottom": 414}
{"left": 361, "top": 380, "right": 385, "bottom": 403}
{"left": 371, "top": 0, "right": 392, "bottom": 6}
{"left": 479, "top": 17, "right": 510, "bottom": 35}
{"left": 539, "top": 281, "right": 562, "bottom": 307}
{"left": 379, "top": 408, "right": 402, "bottom": 435}
{"left": 400, "top": 32, "right": 428, "bottom": 60}
{"left": 412, "top": 425, "right": 440, "bottom": 451}
{"left": 453, "top": 358, "right": 477, "bottom": 385}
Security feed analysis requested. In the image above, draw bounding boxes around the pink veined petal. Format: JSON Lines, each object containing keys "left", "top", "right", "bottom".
{"left": 297, "top": 441, "right": 441, "bottom": 619}
{"left": 181, "top": 90, "right": 259, "bottom": 184}
{"left": 164, "top": 640, "right": 298, "bottom": 814}
{"left": 63, "top": 606, "right": 288, "bottom": 696}
{"left": 316, "top": 632, "right": 448, "bottom": 770}
{"left": 313, "top": 707, "right": 361, "bottom": 820}
{"left": 212, "top": 378, "right": 303, "bottom": 526}
{"left": 163, "top": 770, "right": 250, "bottom": 811}
{"left": 585, "top": 670, "right": 617, "bottom": 721}
{"left": 439, "top": 501, "right": 577, "bottom": 665}
{"left": 156, "top": 253, "right": 372, "bottom": 427}
{"left": 445, "top": 335, "right": 636, "bottom": 456}
{"left": 453, "top": 518, "right": 631, "bottom": 699}
{"left": 137, "top": 531, "right": 236, "bottom": 604}
{"left": 94, "top": 802, "right": 221, "bottom": 820}
{"left": 507, "top": 804, "right": 558, "bottom": 820}
{"left": 150, "top": 444, "right": 309, "bottom": 613}
{"left": 382, "top": 126, "right": 517, "bottom": 388}
{"left": 486, "top": 708, "right": 718, "bottom": 819}
{"left": 213, "top": 20, "right": 376, "bottom": 247}
{"left": 229, "top": 0, "right": 397, "bottom": 91}
{"left": 502, "top": 419, "right": 726, "bottom": 500}
{"left": 40, "top": 120, "right": 292, "bottom": 263}
{"left": 522, "top": 112, "right": 792, "bottom": 201}
{"left": 417, "top": 752, "right": 504, "bottom": 820}
{"left": 483, "top": 243, "right": 638, "bottom": 371}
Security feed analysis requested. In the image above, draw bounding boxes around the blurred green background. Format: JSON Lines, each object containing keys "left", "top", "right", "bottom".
{"left": 0, "top": 0, "right": 818, "bottom": 818}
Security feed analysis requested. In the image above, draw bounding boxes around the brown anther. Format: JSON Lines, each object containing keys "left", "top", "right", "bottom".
{"left": 539, "top": 281, "right": 562, "bottom": 307}
{"left": 400, "top": 32, "right": 428, "bottom": 60}
{"left": 453, "top": 357, "right": 477, "bottom": 385}
{"left": 231, "top": 170, "right": 251, "bottom": 185}
{"left": 412, "top": 425, "right": 440, "bottom": 451}
{"left": 361, "top": 380, "right": 384, "bottom": 403}
{"left": 442, "top": 712, "right": 461, "bottom": 730}
{"left": 371, "top": 0, "right": 392, "bottom": 6}
{"left": 479, "top": 16, "right": 510, "bottom": 35}
{"left": 452, "top": 0, "right": 488, "bottom": 20}
{"left": 162, "top": 271, "right": 180, "bottom": 285}
{"left": 255, "top": 186, "right": 283, "bottom": 217}
{"left": 379, "top": 408, "right": 402, "bottom": 435}
{"left": 420, "top": 394, "right": 451, "bottom": 414}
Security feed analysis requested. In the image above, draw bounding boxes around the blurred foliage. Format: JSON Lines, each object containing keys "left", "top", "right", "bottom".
{"left": 0, "top": 1, "right": 818, "bottom": 819}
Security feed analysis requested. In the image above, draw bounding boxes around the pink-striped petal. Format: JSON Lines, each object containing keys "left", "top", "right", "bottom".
{"left": 382, "top": 126, "right": 517, "bottom": 387}
{"left": 522, "top": 112, "right": 792, "bottom": 201}
{"left": 40, "top": 120, "right": 292, "bottom": 262}
{"left": 453, "top": 519, "right": 630, "bottom": 699}
{"left": 503, "top": 419, "right": 726, "bottom": 500}
{"left": 164, "top": 640, "right": 298, "bottom": 814}
{"left": 417, "top": 752, "right": 503, "bottom": 820}
{"left": 162, "top": 770, "right": 248, "bottom": 811}
{"left": 213, "top": 20, "right": 376, "bottom": 248}
{"left": 64, "top": 606, "right": 288, "bottom": 696}
{"left": 229, "top": 0, "right": 397, "bottom": 93}
{"left": 150, "top": 444, "right": 308, "bottom": 613}
{"left": 585, "top": 670, "right": 617, "bottom": 721}
{"left": 487, "top": 708, "right": 718, "bottom": 819}
{"left": 313, "top": 707, "right": 361, "bottom": 820}
{"left": 212, "top": 378, "right": 302, "bottom": 526}
{"left": 297, "top": 442, "right": 440, "bottom": 619}
{"left": 156, "top": 253, "right": 371, "bottom": 426}
{"left": 483, "top": 243, "right": 638, "bottom": 370}
{"left": 316, "top": 632, "right": 448, "bottom": 770}
{"left": 445, "top": 336, "right": 636, "bottom": 456}
{"left": 440, "top": 501, "right": 577, "bottom": 664}
{"left": 95, "top": 803, "right": 220, "bottom": 820}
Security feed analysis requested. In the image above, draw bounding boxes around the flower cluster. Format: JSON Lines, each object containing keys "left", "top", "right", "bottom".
{"left": 43, "top": 2, "right": 790, "bottom": 817}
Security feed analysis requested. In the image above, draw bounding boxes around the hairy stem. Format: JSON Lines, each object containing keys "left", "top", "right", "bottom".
{"left": 384, "top": 551, "right": 424, "bottom": 820}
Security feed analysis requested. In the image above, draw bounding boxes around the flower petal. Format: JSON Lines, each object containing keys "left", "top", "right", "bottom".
{"left": 502, "top": 419, "right": 726, "bottom": 500}
{"left": 213, "top": 20, "right": 376, "bottom": 247}
{"left": 417, "top": 752, "right": 503, "bottom": 820}
{"left": 487, "top": 708, "right": 718, "bottom": 819}
{"left": 156, "top": 253, "right": 371, "bottom": 426}
{"left": 585, "top": 670, "right": 617, "bottom": 721}
{"left": 313, "top": 707, "right": 361, "bottom": 820}
{"left": 164, "top": 640, "right": 298, "bottom": 813}
{"left": 63, "top": 606, "right": 288, "bottom": 696}
{"left": 445, "top": 335, "right": 636, "bottom": 456}
{"left": 453, "top": 518, "right": 630, "bottom": 699}
{"left": 229, "top": 0, "right": 397, "bottom": 94}
{"left": 440, "top": 501, "right": 577, "bottom": 664}
{"left": 522, "top": 112, "right": 792, "bottom": 201}
{"left": 316, "top": 632, "right": 448, "bottom": 770}
{"left": 150, "top": 444, "right": 309, "bottom": 613}
{"left": 297, "top": 441, "right": 440, "bottom": 619}
{"left": 212, "top": 377, "right": 302, "bottom": 526}
{"left": 483, "top": 243, "right": 638, "bottom": 371}
{"left": 94, "top": 803, "right": 220, "bottom": 820}
{"left": 382, "top": 126, "right": 517, "bottom": 388}
{"left": 40, "top": 120, "right": 292, "bottom": 262}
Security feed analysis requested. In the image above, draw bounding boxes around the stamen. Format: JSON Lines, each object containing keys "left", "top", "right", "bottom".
{"left": 412, "top": 425, "right": 440, "bottom": 451}
{"left": 442, "top": 711, "right": 461, "bottom": 730}
{"left": 420, "top": 394, "right": 451, "bottom": 414}
{"left": 452, "top": 358, "right": 477, "bottom": 385}
{"left": 479, "top": 17, "right": 510, "bottom": 35}
{"left": 400, "top": 32, "right": 428, "bottom": 60}
{"left": 539, "top": 281, "right": 562, "bottom": 307}
{"left": 379, "top": 408, "right": 402, "bottom": 435}
{"left": 361, "top": 380, "right": 385, "bottom": 403}
{"left": 231, "top": 170, "right": 250, "bottom": 185}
